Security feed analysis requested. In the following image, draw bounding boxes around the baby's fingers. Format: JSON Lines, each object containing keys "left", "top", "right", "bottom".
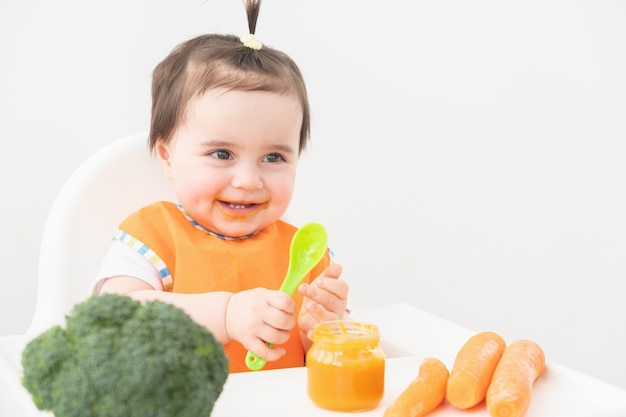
{"left": 246, "top": 338, "right": 286, "bottom": 363}
{"left": 301, "top": 299, "right": 334, "bottom": 322}
{"left": 299, "top": 278, "right": 348, "bottom": 316}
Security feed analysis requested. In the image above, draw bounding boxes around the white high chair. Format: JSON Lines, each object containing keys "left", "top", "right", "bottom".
{"left": 22, "top": 131, "right": 174, "bottom": 336}
{"left": 0, "top": 132, "right": 175, "bottom": 414}
{"left": 0, "top": 131, "right": 300, "bottom": 416}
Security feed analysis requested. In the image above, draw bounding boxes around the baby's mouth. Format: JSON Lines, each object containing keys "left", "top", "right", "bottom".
{"left": 222, "top": 201, "right": 258, "bottom": 209}
{"left": 216, "top": 200, "right": 266, "bottom": 217}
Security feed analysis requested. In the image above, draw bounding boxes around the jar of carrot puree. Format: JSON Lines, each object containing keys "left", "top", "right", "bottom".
{"left": 306, "top": 321, "right": 385, "bottom": 411}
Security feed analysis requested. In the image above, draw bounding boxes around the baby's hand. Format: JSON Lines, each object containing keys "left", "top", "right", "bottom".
{"left": 225, "top": 288, "right": 296, "bottom": 362}
{"left": 297, "top": 264, "right": 349, "bottom": 339}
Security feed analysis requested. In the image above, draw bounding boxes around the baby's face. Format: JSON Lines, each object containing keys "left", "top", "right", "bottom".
{"left": 156, "top": 88, "right": 302, "bottom": 237}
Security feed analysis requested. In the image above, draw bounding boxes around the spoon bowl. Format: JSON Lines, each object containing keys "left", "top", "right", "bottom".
{"left": 245, "top": 222, "right": 328, "bottom": 370}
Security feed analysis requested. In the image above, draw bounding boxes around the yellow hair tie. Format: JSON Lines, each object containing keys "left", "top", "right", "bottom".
{"left": 240, "top": 34, "right": 262, "bottom": 50}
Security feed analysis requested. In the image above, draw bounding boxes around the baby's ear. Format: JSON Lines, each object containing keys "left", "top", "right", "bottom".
{"left": 155, "top": 141, "right": 173, "bottom": 178}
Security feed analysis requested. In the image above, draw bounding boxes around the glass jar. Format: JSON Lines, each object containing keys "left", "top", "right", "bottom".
{"left": 306, "top": 321, "right": 385, "bottom": 411}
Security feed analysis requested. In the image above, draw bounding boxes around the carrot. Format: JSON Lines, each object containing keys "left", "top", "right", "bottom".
{"left": 446, "top": 331, "right": 507, "bottom": 409}
{"left": 486, "top": 339, "right": 546, "bottom": 417}
{"left": 446, "top": 332, "right": 506, "bottom": 409}
{"left": 383, "top": 357, "right": 449, "bottom": 417}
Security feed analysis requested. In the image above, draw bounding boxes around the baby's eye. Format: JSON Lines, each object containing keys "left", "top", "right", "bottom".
{"left": 209, "top": 150, "right": 232, "bottom": 160}
{"left": 263, "top": 153, "right": 285, "bottom": 163}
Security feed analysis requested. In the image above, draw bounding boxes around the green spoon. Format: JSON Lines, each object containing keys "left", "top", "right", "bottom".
{"left": 245, "top": 222, "right": 329, "bottom": 371}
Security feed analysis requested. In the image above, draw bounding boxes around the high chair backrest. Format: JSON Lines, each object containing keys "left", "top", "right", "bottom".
{"left": 28, "top": 132, "right": 175, "bottom": 335}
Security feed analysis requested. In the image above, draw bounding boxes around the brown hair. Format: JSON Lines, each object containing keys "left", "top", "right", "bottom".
{"left": 149, "top": 0, "right": 310, "bottom": 153}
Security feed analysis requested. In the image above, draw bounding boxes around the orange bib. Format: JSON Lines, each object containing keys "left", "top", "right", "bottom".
{"left": 118, "top": 201, "right": 330, "bottom": 372}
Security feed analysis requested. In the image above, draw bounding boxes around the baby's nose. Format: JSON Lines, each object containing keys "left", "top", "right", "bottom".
{"left": 231, "top": 164, "right": 263, "bottom": 190}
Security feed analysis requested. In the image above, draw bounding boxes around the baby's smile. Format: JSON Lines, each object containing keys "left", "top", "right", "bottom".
{"left": 227, "top": 202, "right": 253, "bottom": 209}
{"left": 216, "top": 200, "right": 267, "bottom": 218}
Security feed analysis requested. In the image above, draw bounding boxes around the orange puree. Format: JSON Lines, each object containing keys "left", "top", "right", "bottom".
{"left": 306, "top": 321, "right": 385, "bottom": 411}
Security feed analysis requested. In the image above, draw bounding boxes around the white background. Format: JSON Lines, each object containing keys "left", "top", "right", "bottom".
{"left": 1, "top": 0, "right": 625, "bottom": 389}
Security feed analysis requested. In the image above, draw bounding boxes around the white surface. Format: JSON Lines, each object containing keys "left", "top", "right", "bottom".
{"left": 2, "top": 303, "right": 625, "bottom": 417}
{"left": 1, "top": 0, "right": 626, "bottom": 390}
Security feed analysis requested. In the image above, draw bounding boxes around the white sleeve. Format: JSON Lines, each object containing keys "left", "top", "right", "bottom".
{"left": 92, "top": 239, "right": 164, "bottom": 294}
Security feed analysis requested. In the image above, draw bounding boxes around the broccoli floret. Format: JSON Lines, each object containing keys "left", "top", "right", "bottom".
{"left": 21, "top": 294, "right": 229, "bottom": 417}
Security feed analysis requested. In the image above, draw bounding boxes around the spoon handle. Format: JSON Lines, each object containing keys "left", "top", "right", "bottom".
{"left": 245, "top": 273, "right": 304, "bottom": 370}
{"left": 245, "top": 348, "right": 270, "bottom": 370}
{"left": 245, "top": 223, "right": 328, "bottom": 371}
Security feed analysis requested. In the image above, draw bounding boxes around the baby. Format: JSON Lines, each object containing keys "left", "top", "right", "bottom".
{"left": 94, "top": 0, "right": 349, "bottom": 373}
